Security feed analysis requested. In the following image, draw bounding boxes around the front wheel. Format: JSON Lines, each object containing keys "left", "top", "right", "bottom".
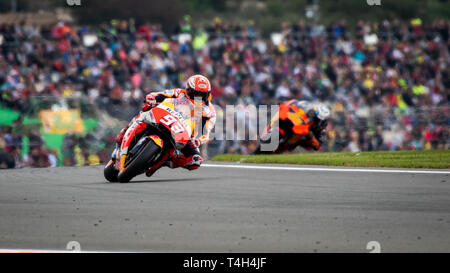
{"left": 117, "top": 140, "right": 162, "bottom": 183}
{"left": 104, "top": 160, "right": 119, "bottom": 182}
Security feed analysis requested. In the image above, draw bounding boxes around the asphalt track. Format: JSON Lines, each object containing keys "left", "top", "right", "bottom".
{"left": 0, "top": 163, "right": 449, "bottom": 252}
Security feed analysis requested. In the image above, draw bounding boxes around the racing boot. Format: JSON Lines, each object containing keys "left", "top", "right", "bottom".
{"left": 111, "top": 142, "right": 120, "bottom": 161}
{"left": 183, "top": 154, "right": 202, "bottom": 170}
{"left": 112, "top": 125, "right": 129, "bottom": 162}
{"left": 167, "top": 154, "right": 203, "bottom": 171}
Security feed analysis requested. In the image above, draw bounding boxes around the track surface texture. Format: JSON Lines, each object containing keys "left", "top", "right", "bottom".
{"left": 1, "top": 163, "right": 449, "bottom": 252}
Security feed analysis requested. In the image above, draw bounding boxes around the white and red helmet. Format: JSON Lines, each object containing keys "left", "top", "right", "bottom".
{"left": 185, "top": 74, "right": 211, "bottom": 103}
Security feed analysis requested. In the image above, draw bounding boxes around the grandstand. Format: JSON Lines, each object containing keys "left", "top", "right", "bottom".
{"left": 0, "top": 1, "right": 448, "bottom": 168}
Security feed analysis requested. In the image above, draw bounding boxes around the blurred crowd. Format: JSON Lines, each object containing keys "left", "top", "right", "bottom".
{"left": 0, "top": 123, "right": 117, "bottom": 168}
{"left": 0, "top": 17, "right": 449, "bottom": 168}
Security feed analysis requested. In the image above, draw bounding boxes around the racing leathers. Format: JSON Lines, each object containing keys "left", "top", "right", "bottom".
{"left": 254, "top": 100, "right": 328, "bottom": 154}
{"left": 115, "top": 88, "right": 216, "bottom": 175}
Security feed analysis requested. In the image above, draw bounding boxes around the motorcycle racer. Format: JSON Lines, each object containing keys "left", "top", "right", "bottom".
{"left": 254, "top": 100, "right": 330, "bottom": 154}
{"left": 114, "top": 74, "right": 216, "bottom": 176}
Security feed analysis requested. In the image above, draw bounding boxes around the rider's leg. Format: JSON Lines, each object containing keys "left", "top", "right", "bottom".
{"left": 115, "top": 126, "right": 129, "bottom": 145}
{"left": 113, "top": 113, "right": 144, "bottom": 160}
{"left": 168, "top": 143, "right": 203, "bottom": 170}
{"left": 113, "top": 122, "right": 132, "bottom": 160}
{"left": 145, "top": 144, "right": 202, "bottom": 177}
{"left": 115, "top": 115, "right": 139, "bottom": 144}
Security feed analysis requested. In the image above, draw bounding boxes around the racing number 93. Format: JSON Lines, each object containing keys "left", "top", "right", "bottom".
{"left": 160, "top": 114, "right": 184, "bottom": 134}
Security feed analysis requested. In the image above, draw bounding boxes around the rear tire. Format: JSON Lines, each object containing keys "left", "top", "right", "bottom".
{"left": 104, "top": 160, "right": 119, "bottom": 182}
{"left": 117, "top": 140, "right": 161, "bottom": 183}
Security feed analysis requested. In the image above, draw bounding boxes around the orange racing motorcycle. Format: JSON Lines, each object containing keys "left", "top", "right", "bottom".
{"left": 104, "top": 96, "right": 198, "bottom": 183}
{"left": 254, "top": 100, "right": 328, "bottom": 154}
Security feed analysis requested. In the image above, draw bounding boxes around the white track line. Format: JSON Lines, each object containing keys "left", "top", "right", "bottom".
{"left": 0, "top": 249, "right": 83, "bottom": 253}
{"left": 202, "top": 164, "right": 450, "bottom": 175}
{"left": 0, "top": 249, "right": 135, "bottom": 253}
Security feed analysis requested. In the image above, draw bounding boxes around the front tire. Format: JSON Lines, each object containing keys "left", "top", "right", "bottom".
{"left": 104, "top": 160, "right": 119, "bottom": 182}
{"left": 117, "top": 140, "right": 162, "bottom": 183}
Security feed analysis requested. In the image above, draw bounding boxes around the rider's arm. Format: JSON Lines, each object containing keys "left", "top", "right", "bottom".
{"left": 142, "top": 89, "right": 183, "bottom": 111}
{"left": 197, "top": 106, "right": 216, "bottom": 145}
{"left": 152, "top": 88, "right": 183, "bottom": 103}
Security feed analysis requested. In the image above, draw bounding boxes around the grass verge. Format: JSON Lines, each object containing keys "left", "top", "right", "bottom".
{"left": 211, "top": 150, "right": 450, "bottom": 169}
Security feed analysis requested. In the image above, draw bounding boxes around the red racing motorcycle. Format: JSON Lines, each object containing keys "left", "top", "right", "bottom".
{"left": 104, "top": 96, "right": 195, "bottom": 183}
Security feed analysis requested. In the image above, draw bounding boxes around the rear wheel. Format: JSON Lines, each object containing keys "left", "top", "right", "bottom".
{"left": 117, "top": 140, "right": 162, "bottom": 183}
{"left": 104, "top": 160, "right": 119, "bottom": 182}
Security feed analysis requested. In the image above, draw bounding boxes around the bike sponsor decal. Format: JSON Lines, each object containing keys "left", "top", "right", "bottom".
{"left": 157, "top": 104, "right": 191, "bottom": 133}
{"left": 160, "top": 114, "right": 185, "bottom": 134}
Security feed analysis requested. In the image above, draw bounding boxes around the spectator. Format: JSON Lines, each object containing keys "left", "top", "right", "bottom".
{"left": 0, "top": 17, "right": 448, "bottom": 166}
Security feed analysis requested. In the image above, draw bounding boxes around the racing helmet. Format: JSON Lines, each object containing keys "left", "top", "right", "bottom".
{"left": 308, "top": 103, "right": 330, "bottom": 130}
{"left": 185, "top": 74, "right": 211, "bottom": 103}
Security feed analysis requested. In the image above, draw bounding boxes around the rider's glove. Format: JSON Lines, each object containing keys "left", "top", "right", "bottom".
{"left": 142, "top": 93, "right": 157, "bottom": 111}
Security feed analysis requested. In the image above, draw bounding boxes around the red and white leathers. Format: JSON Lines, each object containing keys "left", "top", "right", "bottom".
{"left": 115, "top": 88, "right": 216, "bottom": 175}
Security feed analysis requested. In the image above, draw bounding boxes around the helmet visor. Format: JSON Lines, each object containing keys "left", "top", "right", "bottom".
{"left": 187, "top": 88, "right": 210, "bottom": 102}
